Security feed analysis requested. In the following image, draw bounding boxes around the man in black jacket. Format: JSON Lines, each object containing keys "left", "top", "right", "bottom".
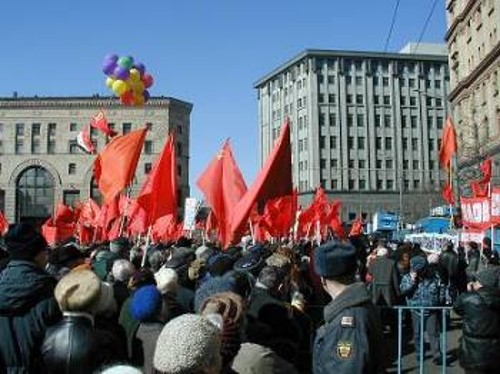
{"left": 454, "top": 267, "right": 500, "bottom": 373}
{"left": 312, "top": 241, "right": 385, "bottom": 374}
{"left": 0, "top": 223, "right": 61, "bottom": 373}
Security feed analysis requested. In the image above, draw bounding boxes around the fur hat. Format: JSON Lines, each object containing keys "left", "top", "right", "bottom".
{"left": 4, "top": 223, "right": 48, "bottom": 261}
{"left": 153, "top": 314, "right": 222, "bottom": 374}
{"left": 111, "top": 259, "right": 135, "bottom": 283}
{"left": 265, "top": 253, "right": 291, "bottom": 269}
{"left": 195, "top": 245, "right": 214, "bottom": 262}
{"left": 155, "top": 267, "right": 179, "bottom": 294}
{"left": 48, "top": 245, "right": 85, "bottom": 266}
{"left": 131, "top": 285, "right": 162, "bottom": 322}
{"left": 194, "top": 276, "right": 237, "bottom": 313}
{"left": 55, "top": 270, "right": 102, "bottom": 313}
{"left": 188, "top": 259, "right": 207, "bottom": 281}
{"left": 207, "top": 254, "right": 236, "bottom": 277}
{"left": 410, "top": 255, "right": 428, "bottom": 272}
{"left": 233, "top": 253, "right": 264, "bottom": 276}
{"left": 200, "top": 292, "right": 245, "bottom": 366}
{"left": 99, "top": 365, "right": 142, "bottom": 374}
{"left": 314, "top": 241, "right": 357, "bottom": 279}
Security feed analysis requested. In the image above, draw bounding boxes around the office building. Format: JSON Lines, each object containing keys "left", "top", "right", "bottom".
{"left": 446, "top": 0, "right": 499, "bottom": 193}
{"left": 0, "top": 95, "right": 192, "bottom": 224}
{"left": 254, "top": 45, "right": 450, "bottom": 221}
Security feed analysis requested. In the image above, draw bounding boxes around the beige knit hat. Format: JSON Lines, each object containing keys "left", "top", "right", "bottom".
{"left": 153, "top": 314, "right": 222, "bottom": 374}
{"left": 155, "top": 267, "right": 179, "bottom": 295}
{"left": 54, "top": 269, "right": 101, "bottom": 313}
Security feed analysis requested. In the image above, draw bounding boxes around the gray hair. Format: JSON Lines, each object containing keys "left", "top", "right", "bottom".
{"left": 111, "top": 259, "right": 135, "bottom": 283}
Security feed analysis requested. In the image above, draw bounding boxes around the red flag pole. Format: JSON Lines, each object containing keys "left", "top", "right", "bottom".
{"left": 248, "top": 219, "right": 255, "bottom": 245}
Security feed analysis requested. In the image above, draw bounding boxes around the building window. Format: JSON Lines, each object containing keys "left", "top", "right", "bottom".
{"left": 328, "top": 94, "right": 336, "bottom": 103}
{"left": 412, "top": 138, "right": 418, "bottom": 151}
{"left": 356, "top": 95, "right": 363, "bottom": 104}
{"left": 436, "top": 98, "right": 442, "bottom": 107}
{"left": 358, "top": 160, "right": 366, "bottom": 168}
{"left": 385, "top": 137, "right": 392, "bottom": 150}
{"left": 410, "top": 97, "right": 417, "bottom": 106}
{"left": 144, "top": 163, "right": 152, "bottom": 174}
{"left": 383, "top": 77, "right": 389, "bottom": 86}
{"left": 373, "top": 77, "right": 379, "bottom": 86}
{"left": 376, "top": 160, "right": 382, "bottom": 169}
{"left": 358, "top": 136, "right": 365, "bottom": 149}
{"left": 328, "top": 75, "right": 335, "bottom": 84}
{"left": 177, "top": 164, "right": 182, "bottom": 176}
{"left": 32, "top": 123, "right": 41, "bottom": 136}
{"left": 47, "top": 140, "right": 56, "bottom": 154}
{"left": 319, "top": 94, "right": 325, "bottom": 103}
{"left": 401, "top": 115, "right": 407, "bottom": 128}
{"left": 403, "top": 160, "right": 409, "bottom": 169}
{"left": 348, "top": 179, "right": 355, "bottom": 189}
{"left": 70, "top": 122, "right": 78, "bottom": 132}
{"left": 383, "top": 95, "right": 390, "bottom": 105}
{"left": 412, "top": 160, "right": 419, "bottom": 169}
{"left": 375, "top": 137, "right": 382, "bottom": 150}
{"left": 16, "top": 166, "right": 55, "bottom": 221}
{"left": 413, "top": 180, "right": 421, "bottom": 189}
{"left": 48, "top": 123, "right": 57, "bottom": 137}
{"left": 437, "top": 117, "right": 443, "bottom": 129}
{"left": 387, "top": 179, "right": 394, "bottom": 189}
{"left": 122, "top": 122, "right": 132, "bottom": 134}
{"left": 68, "top": 163, "right": 76, "bottom": 175}
{"left": 346, "top": 95, "right": 353, "bottom": 104}
{"left": 355, "top": 76, "right": 363, "bottom": 85}
{"left": 401, "top": 96, "right": 407, "bottom": 106}
{"left": 376, "top": 179, "right": 383, "bottom": 189}
{"left": 15, "top": 140, "right": 24, "bottom": 154}
{"left": 144, "top": 140, "right": 153, "bottom": 154}
{"left": 319, "top": 136, "right": 326, "bottom": 148}
{"left": 31, "top": 139, "right": 40, "bottom": 154}
{"left": 411, "top": 116, "right": 418, "bottom": 128}
{"left": 384, "top": 115, "right": 391, "bottom": 127}
{"left": 403, "top": 138, "right": 408, "bottom": 150}
{"left": 427, "top": 116, "right": 433, "bottom": 127}
{"left": 435, "top": 80, "right": 441, "bottom": 89}
{"left": 16, "top": 123, "right": 25, "bottom": 136}
{"left": 426, "top": 97, "right": 433, "bottom": 106}
{"left": 357, "top": 114, "right": 364, "bottom": 126}
{"left": 176, "top": 142, "right": 183, "bottom": 155}
{"left": 374, "top": 95, "right": 380, "bottom": 105}
{"left": 346, "top": 76, "right": 352, "bottom": 84}
{"left": 375, "top": 114, "right": 381, "bottom": 127}
{"left": 329, "top": 113, "right": 336, "bottom": 126}
{"left": 63, "top": 190, "right": 80, "bottom": 208}
{"left": 429, "top": 160, "right": 435, "bottom": 169}
{"left": 409, "top": 78, "right": 415, "bottom": 88}
{"left": 386, "top": 160, "right": 393, "bottom": 169}
{"left": 330, "top": 136, "right": 337, "bottom": 149}
{"left": 68, "top": 140, "right": 79, "bottom": 154}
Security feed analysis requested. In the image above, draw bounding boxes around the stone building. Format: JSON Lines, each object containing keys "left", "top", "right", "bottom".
{"left": 254, "top": 45, "right": 450, "bottom": 222}
{"left": 0, "top": 95, "right": 192, "bottom": 225}
{"left": 445, "top": 0, "right": 500, "bottom": 193}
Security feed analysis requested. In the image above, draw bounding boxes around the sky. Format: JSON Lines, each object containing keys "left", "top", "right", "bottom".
{"left": 0, "top": 0, "right": 447, "bottom": 197}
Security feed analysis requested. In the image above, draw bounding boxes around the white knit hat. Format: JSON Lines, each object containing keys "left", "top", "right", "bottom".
{"left": 99, "top": 365, "right": 142, "bottom": 374}
{"left": 155, "top": 267, "right": 179, "bottom": 295}
{"left": 153, "top": 314, "right": 222, "bottom": 374}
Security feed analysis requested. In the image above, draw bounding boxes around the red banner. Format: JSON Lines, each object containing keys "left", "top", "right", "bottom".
{"left": 461, "top": 187, "right": 500, "bottom": 229}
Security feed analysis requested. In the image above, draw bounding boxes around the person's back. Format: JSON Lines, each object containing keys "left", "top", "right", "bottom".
{"left": 0, "top": 224, "right": 60, "bottom": 374}
{"left": 368, "top": 249, "right": 399, "bottom": 306}
{"left": 454, "top": 268, "right": 500, "bottom": 372}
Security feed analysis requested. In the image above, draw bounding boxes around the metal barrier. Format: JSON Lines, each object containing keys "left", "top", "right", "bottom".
{"left": 393, "top": 306, "right": 454, "bottom": 374}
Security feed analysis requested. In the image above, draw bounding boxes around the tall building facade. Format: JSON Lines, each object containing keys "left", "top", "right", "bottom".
{"left": 255, "top": 46, "right": 450, "bottom": 222}
{"left": 0, "top": 96, "right": 192, "bottom": 225}
{"left": 445, "top": 0, "right": 500, "bottom": 194}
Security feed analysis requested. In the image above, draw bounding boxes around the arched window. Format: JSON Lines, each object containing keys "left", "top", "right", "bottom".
{"left": 16, "top": 166, "right": 55, "bottom": 224}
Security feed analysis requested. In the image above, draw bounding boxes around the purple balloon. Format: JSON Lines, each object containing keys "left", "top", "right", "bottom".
{"left": 113, "top": 66, "right": 130, "bottom": 80}
{"left": 143, "top": 90, "right": 150, "bottom": 102}
{"left": 102, "top": 60, "right": 117, "bottom": 76}
{"left": 133, "top": 62, "right": 146, "bottom": 76}
{"left": 103, "top": 54, "right": 119, "bottom": 63}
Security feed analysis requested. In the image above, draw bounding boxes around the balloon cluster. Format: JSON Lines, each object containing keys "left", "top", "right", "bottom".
{"left": 102, "top": 54, "right": 153, "bottom": 106}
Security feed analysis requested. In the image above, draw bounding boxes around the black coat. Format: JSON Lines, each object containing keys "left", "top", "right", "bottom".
{"left": 0, "top": 260, "right": 61, "bottom": 374}
{"left": 313, "top": 283, "right": 385, "bottom": 374}
{"left": 454, "top": 286, "right": 500, "bottom": 371}
{"left": 41, "top": 314, "right": 125, "bottom": 374}
{"left": 368, "top": 256, "right": 400, "bottom": 306}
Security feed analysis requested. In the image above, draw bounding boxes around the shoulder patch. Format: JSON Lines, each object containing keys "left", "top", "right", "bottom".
{"left": 341, "top": 315, "right": 355, "bottom": 327}
{"left": 336, "top": 341, "right": 353, "bottom": 359}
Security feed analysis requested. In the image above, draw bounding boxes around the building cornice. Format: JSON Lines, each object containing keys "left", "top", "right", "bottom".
{"left": 253, "top": 49, "right": 448, "bottom": 88}
{"left": 445, "top": 0, "right": 476, "bottom": 42}
{"left": 0, "top": 96, "right": 193, "bottom": 112}
{"left": 448, "top": 42, "right": 500, "bottom": 101}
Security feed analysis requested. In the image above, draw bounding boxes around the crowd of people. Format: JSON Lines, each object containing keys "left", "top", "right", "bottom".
{"left": 0, "top": 222, "right": 499, "bottom": 373}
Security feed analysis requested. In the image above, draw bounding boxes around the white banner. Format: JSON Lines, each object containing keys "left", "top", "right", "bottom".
{"left": 183, "top": 198, "right": 199, "bottom": 231}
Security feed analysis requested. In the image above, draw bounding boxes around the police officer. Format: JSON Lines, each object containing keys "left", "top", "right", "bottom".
{"left": 312, "top": 241, "right": 385, "bottom": 373}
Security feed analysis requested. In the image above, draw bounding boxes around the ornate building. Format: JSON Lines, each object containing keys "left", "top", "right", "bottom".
{"left": 446, "top": 0, "right": 500, "bottom": 194}
{"left": 0, "top": 95, "right": 192, "bottom": 225}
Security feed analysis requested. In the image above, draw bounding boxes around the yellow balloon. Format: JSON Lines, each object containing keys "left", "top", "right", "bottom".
{"left": 129, "top": 68, "right": 140, "bottom": 82}
{"left": 135, "top": 95, "right": 145, "bottom": 106}
{"left": 112, "top": 80, "right": 128, "bottom": 96}
{"left": 106, "top": 77, "right": 115, "bottom": 89}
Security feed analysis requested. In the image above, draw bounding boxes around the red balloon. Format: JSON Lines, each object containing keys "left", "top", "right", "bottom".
{"left": 142, "top": 73, "right": 154, "bottom": 88}
{"left": 120, "top": 90, "right": 134, "bottom": 106}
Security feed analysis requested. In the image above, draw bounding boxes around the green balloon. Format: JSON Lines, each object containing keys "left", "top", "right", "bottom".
{"left": 118, "top": 56, "right": 134, "bottom": 70}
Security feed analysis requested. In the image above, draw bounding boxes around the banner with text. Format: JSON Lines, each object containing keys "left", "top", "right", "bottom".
{"left": 460, "top": 187, "right": 500, "bottom": 229}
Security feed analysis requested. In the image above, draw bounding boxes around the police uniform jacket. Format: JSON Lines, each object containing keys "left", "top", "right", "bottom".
{"left": 313, "top": 282, "right": 385, "bottom": 374}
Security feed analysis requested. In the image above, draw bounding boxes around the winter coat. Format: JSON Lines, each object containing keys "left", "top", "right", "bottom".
{"left": 0, "top": 260, "right": 61, "bottom": 374}
{"left": 400, "top": 271, "right": 445, "bottom": 309}
{"left": 135, "top": 322, "right": 164, "bottom": 374}
{"left": 368, "top": 256, "right": 400, "bottom": 306}
{"left": 454, "top": 286, "right": 500, "bottom": 371}
{"left": 439, "top": 249, "right": 458, "bottom": 285}
{"left": 313, "top": 283, "right": 385, "bottom": 374}
{"left": 231, "top": 343, "right": 299, "bottom": 374}
{"left": 118, "top": 296, "right": 140, "bottom": 362}
{"left": 41, "top": 313, "right": 124, "bottom": 374}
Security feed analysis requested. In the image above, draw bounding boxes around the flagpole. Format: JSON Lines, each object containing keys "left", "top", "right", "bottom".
{"left": 449, "top": 158, "right": 454, "bottom": 230}
{"left": 141, "top": 225, "right": 153, "bottom": 268}
{"left": 119, "top": 187, "right": 132, "bottom": 237}
{"left": 489, "top": 179, "right": 494, "bottom": 251}
{"left": 248, "top": 219, "right": 255, "bottom": 245}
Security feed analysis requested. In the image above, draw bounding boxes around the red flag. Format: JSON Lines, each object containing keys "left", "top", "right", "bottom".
{"left": 78, "top": 198, "right": 101, "bottom": 227}
{"left": 96, "top": 196, "right": 120, "bottom": 230}
{"left": 136, "top": 134, "right": 178, "bottom": 226}
{"left": 76, "top": 124, "right": 95, "bottom": 154}
{"left": 93, "top": 127, "right": 147, "bottom": 203}
{"left": 197, "top": 140, "right": 247, "bottom": 248}
{"left": 471, "top": 181, "right": 488, "bottom": 198}
{"left": 41, "top": 218, "right": 75, "bottom": 246}
{"left": 54, "top": 202, "right": 76, "bottom": 225}
{"left": 439, "top": 116, "right": 457, "bottom": 170}
{"left": 479, "top": 158, "right": 492, "bottom": 185}
{"left": 442, "top": 182, "right": 455, "bottom": 205}
{"left": 230, "top": 118, "right": 292, "bottom": 245}
{"left": 0, "top": 211, "right": 9, "bottom": 235}
{"left": 349, "top": 217, "right": 364, "bottom": 237}
{"left": 205, "top": 210, "right": 218, "bottom": 239}
{"left": 152, "top": 214, "right": 179, "bottom": 242}
{"left": 262, "top": 191, "right": 297, "bottom": 237}
{"left": 90, "top": 110, "right": 117, "bottom": 137}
